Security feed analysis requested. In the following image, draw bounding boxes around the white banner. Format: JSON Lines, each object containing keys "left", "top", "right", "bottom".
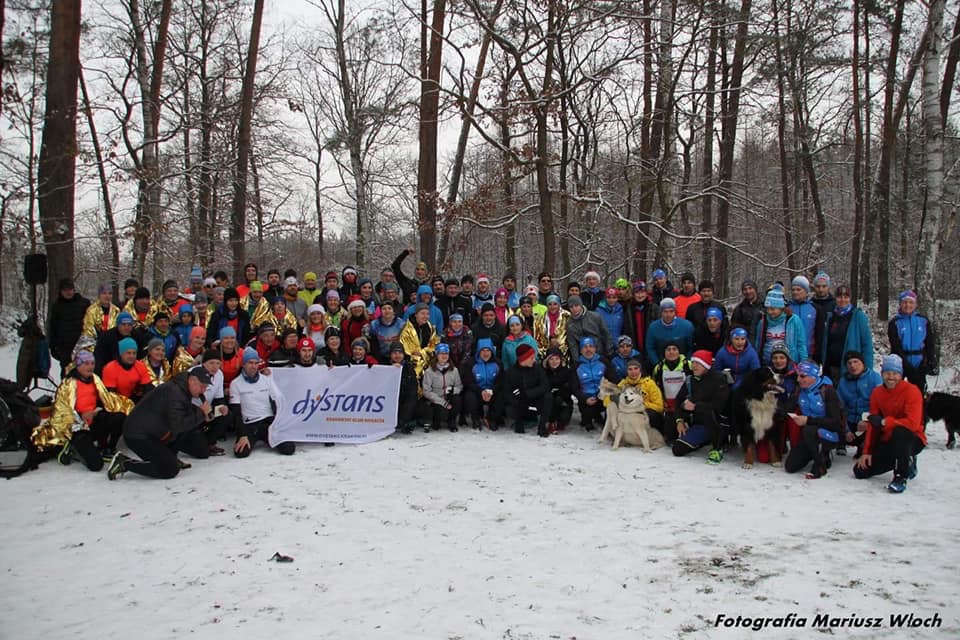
{"left": 268, "top": 365, "right": 401, "bottom": 446}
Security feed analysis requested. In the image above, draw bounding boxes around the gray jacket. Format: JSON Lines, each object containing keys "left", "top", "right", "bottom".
{"left": 421, "top": 364, "right": 463, "bottom": 406}
{"left": 566, "top": 309, "right": 613, "bottom": 359}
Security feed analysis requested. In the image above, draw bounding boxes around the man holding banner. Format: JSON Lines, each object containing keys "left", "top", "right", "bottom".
{"left": 229, "top": 348, "right": 296, "bottom": 457}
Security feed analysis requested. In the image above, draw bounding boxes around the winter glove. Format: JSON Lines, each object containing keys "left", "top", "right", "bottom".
{"left": 867, "top": 414, "right": 884, "bottom": 429}
{"left": 367, "top": 361, "right": 374, "bottom": 369}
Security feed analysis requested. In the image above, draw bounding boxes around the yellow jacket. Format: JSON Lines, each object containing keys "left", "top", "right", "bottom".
{"left": 399, "top": 319, "right": 439, "bottom": 379}
{"left": 81, "top": 303, "right": 120, "bottom": 338}
{"left": 142, "top": 357, "right": 172, "bottom": 386}
{"left": 262, "top": 310, "right": 298, "bottom": 333}
{"left": 32, "top": 375, "right": 133, "bottom": 449}
{"left": 533, "top": 308, "right": 570, "bottom": 359}
{"left": 616, "top": 375, "right": 665, "bottom": 413}
{"left": 242, "top": 295, "right": 270, "bottom": 328}
{"left": 122, "top": 299, "right": 162, "bottom": 328}
{"left": 171, "top": 347, "right": 201, "bottom": 377}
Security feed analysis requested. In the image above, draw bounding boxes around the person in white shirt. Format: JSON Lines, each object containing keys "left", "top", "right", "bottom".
{"left": 228, "top": 347, "right": 296, "bottom": 457}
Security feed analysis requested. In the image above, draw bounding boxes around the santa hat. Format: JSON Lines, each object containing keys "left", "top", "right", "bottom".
{"left": 347, "top": 295, "right": 365, "bottom": 310}
{"left": 691, "top": 350, "right": 714, "bottom": 369}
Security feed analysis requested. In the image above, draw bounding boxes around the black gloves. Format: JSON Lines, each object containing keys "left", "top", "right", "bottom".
{"left": 867, "top": 414, "right": 884, "bottom": 429}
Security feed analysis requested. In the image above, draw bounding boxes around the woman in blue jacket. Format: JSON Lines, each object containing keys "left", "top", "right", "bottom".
{"left": 820, "top": 285, "right": 873, "bottom": 385}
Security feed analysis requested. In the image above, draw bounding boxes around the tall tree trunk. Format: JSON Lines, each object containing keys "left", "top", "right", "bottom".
{"left": 314, "top": 147, "right": 324, "bottom": 259}
{"left": 38, "top": 0, "right": 81, "bottom": 305}
{"left": 772, "top": 0, "right": 796, "bottom": 271}
{"left": 712, "top": 0, "right": 752, "bottom": 297}
{"left": 439, "top": 0, "right": 502, "bottom": 266}
{"left": 849, "top": 0, "right": 865, "bottom": 301}
{"left": 197, "top": 0, "right": 215, "bottom": 268}
{"left": 534, "top": 0, "right": 558, "bottom": 275}
{"left": 916, "top": 0, "right": 945, "bottom": 320}
{"left": 872, "top": 0, "right": 906, "bottom": 321}
{"left": 860, "top": 10, "right": 873, "bottom": 302}
{"left": 417, "top": 0, "right": 447, "bottom": 271}
{"left": 939, "top": 8, "right": 960, "bottom": 125}
{"left": 230, "top": 0, "right": 264, "bottom": 283}
{"left": 129, "top": 0, "right": 172, "bottom": 283}
{"left": 79, "top": 66, "right": 121, "bottom": 294}
{"left": 699, "top": 0, "right": 718, "bottom": 279}
{"left": 500, "top": 66, "right": 516, "bottom": 276}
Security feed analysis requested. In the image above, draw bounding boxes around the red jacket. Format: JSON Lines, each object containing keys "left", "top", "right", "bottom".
{"left": 865, "top": 380, "right": 926, "bottom": 454}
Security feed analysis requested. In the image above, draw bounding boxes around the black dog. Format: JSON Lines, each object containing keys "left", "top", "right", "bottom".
{"left": 732, "top": 367, "right": 783, "bottom": 468}
{"left": 926, "top": 392, "right": 960, "bottom": 449}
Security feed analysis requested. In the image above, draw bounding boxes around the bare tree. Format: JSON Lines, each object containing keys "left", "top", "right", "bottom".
{"left": 229, "top": 0, "right": 263, "bottom": 282}
{"left": 37, "top": 0, "right": 81, "bottom": 303}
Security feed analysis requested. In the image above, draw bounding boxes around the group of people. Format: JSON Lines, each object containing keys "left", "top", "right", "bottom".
{"left": 37, "top": 250, "right": 939, "bottom": 493}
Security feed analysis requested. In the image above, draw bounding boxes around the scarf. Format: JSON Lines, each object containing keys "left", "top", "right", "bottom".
{"left": 241, "top": 371, "right": 260, "bottom": 384}
{"left": 834, "top": 303, "right": 853, "bottom": 316}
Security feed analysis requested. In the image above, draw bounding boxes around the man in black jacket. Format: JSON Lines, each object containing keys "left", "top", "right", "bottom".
{"left": 48, "top": 278, "right": 90, "bottom": 376}
{"left": 107, "top": 368, "right": 213, "bottom": 479}
{"left": 672, "top": 350, "right": 730, "bottom": 461}
{"left": 503, "top": 343, "right": 552, "bottom": 437}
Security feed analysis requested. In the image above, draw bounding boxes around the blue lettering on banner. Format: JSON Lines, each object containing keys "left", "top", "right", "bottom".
{"left": 291, "top": 388, "right": 387, "bottom": 422}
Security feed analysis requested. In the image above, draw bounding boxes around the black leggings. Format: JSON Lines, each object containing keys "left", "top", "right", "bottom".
{"left": 577, "top": 398, "right": 604, "bottom": 427}
{"left": 853, "top": 426, "right": 925, "bottom": 479}
{"left": 505, "top": 392, "right": 553, "bottom": 427}
{"left": 784, "top": 424, "right": 834, "bottom": 474}
{"left": 235, "top": 417, "right": 296, "bottom": 457}
{"left": 463, "top": 389, "right": 503, "bottom": 422}
{"left": 417, "top": 396, "right": 463, "bottom": 429}
{"left": 125, "top": 430, "right": 210, "bottom": 479}
{"left": 70, "top": 412, "right": 127, "bottom": 471}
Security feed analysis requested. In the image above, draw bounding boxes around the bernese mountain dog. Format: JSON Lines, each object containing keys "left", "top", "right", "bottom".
{"left": 732, "top": 366, "right": 783, "bottom": 468}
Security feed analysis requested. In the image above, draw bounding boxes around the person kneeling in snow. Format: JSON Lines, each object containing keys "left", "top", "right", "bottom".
{"left": 782, "top": 360, "right": 844, "bottom": 478}
{"left": 854, "top": 354, "right": 925, "bottom": 493}
{"left": 504, "top": 343, "right": 552, "bottom": 437}
{"left": 672, "top": 350, "right": 729, "bottom": 463}
{"left": 106, "top": 367, "right": 213, "bottom": 480}
{"left": 229, "top": 348, "right": 296, "bottom": 458}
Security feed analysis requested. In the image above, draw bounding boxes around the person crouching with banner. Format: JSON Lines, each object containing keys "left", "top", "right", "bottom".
{"left": 390, "top": 342, "right": 420, "bottom": 433}
{"left": 228, "top": 348, "right": 295, "bottom": 458}
{"left": 419, "top": 343, "right": 463, "bottom": 432}
{"left": 105, "top": 367, "right": 213, "bottom": 480}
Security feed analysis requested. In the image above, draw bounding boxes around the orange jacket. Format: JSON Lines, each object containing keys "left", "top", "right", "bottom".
{"left": 865, "top": 380, "right": 926, "bottom": 454}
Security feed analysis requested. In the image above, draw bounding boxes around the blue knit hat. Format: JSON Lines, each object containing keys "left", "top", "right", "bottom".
{"left": 435, "top": 343, "right": 450, "bottom": 354}
{"left": 652, "top": 269, "right": 667, "bottom": 279}
{"left": 730, "top": 327, "right": 748, "bottom": 339}
{"left": 765, "top": 289, "right": 785, "bottom": 309}
{"left": 706, "top": 307, "right": 723, "bottom": 320}
{"left": 580, "top": 336, "right": 597, "bottom": 349}
{"left": 219, "top": 326, "right": 236, "bottom": 339}
{"left": 791, "top": 276, "right": 810, "bottom": 292}
{"left": 813, "top": 271, "right": 830, "bottom": 286}
{"left": 242, "top": 347, "right": 260, "bottom": 365}
{"left": 797, "top": 360, "right": 820, "bottom": 378}
{"left": 881, "top": 354, "right": 903, "bottom": 374}
{"left": 117, "top": 312, "right": 134, "bottom": 325}
{"left": 477, "top": 338, "right": 494, "bottom": 354}
{"left": 118, "top": 337, "right": 138, "bottom": 354}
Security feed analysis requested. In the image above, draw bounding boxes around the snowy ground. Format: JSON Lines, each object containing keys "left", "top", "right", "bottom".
{"left": 2, "top": 344, "right": 960, "bottom": 639}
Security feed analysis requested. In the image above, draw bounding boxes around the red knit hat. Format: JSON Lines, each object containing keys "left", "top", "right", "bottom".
{"left": 605, "top": 287, "right": 617, "bottom": 297}
{"left": 691, "top": 350, "right": 714, "bottom": 369}
{"left": 298, "top": 337, "right": 315, "bottom": 350}
{"left": 516, "top": 343, "right": 536, "bottom": 365}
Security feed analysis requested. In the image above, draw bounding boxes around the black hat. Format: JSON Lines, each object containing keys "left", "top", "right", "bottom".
{"left": 223, "top": 287, "right": 240, "bottom": 301}
{"left": 188, "top": 366, "right": 213, "bottom": 385}
{"left": 480, "top": 302, "right": 496, "bottom": 314}
{"left": 124, "top": 278, "right": 139, "bottom": 289}
{"left": 134, "top": 287, "right": 151, "bottom": 300}
{"left": 844, "top": 351, "right": 865, "bottom": 365}
{"left": 257, "top": 323, "right": 276, "bottom": 335}
{"left": 444, "top": 278, "right": 459, "bottom": 287}
{"left": 681, "top": 272, "right": 696, "bottom": 284}
{"left": 154, "top": 312, "right": 169, "bottom": 322}
{"left": 324, "top": 326, "right": 342, "bottom": 339}
{"left": 58, "top": 277, "right": 75, "bottom": 290}
{"left": 201, "top": 349, "right": 221, "bottom": 362}
{"left": 389, "top": 342, "right": 405, "bottom": 353}
{"left": 161, "top": 279, "right": 178, "bottom": 291}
